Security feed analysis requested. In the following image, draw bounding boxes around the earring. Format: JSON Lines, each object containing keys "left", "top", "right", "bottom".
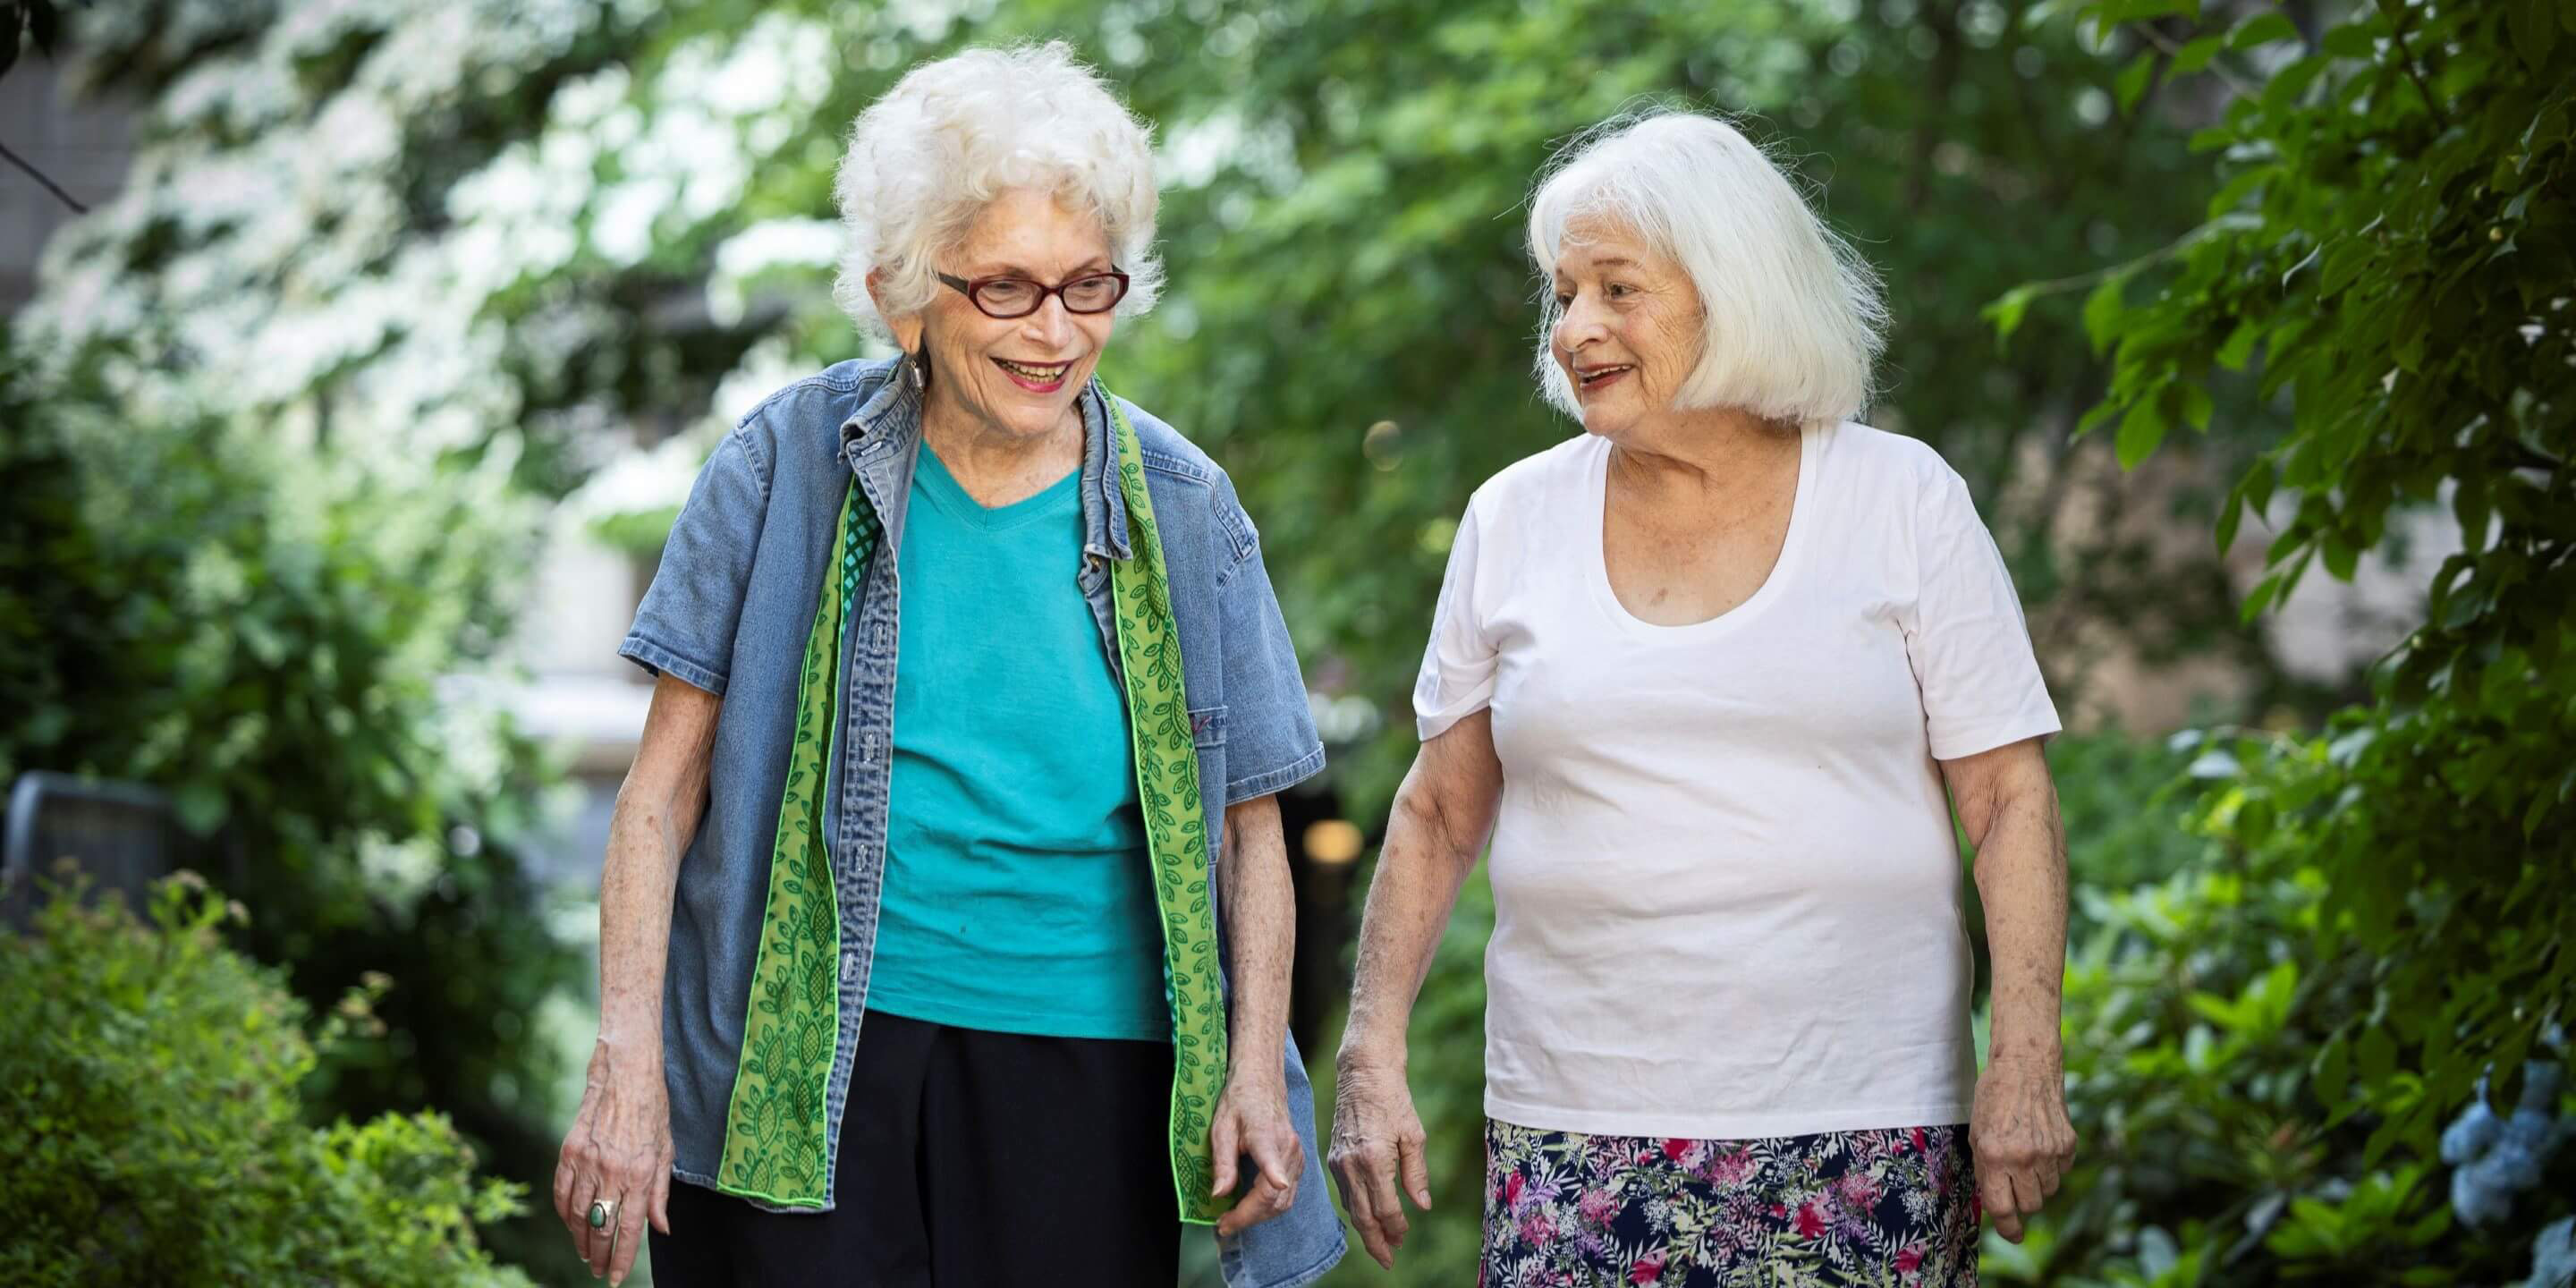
{"left": 903, "top": 346, "right": 931, "bottom": 393}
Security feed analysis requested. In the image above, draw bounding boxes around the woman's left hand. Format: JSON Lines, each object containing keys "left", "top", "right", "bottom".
{"left": 1209, "top": 1073, "right": 1304, "bottom": 1237}
{"left": 1970, "top": 1055, "right": 2078, "bottom": 1243}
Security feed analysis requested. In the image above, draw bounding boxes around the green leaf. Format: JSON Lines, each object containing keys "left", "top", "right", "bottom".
{"left": 2207, "top": 164, "right": 2275, "bottom": 216}
{"left": 2316, "top": 1033, "right": 2352, "bottom": 1109}
{"left": 2321, "top": 21, "right": 2380, "bottom": 59}
{"left": 2117, "top": 399, "right": 2169, "bottom": 469}
{"left": 2262, "top": 55, "right": 2327, "bottom": 112}
{"left": 2319, "top": 239, "right": 2376, "bottom": 298}
{"left": 2358, "top": 1024, "right": 2395, "bottom": 1088}
{"left": 2083, "top": 275, "right": 2130, "bottom": 356}
{"left": 2216, "top": 496, "right": 2247, "bottom": 553}
{"left": 2101, "top": 0, "right": 2199, "bottom": 20}
{"left": 2077, "top": 398, "right": 2123, "bottom": 439}
{"left": 2507, "top": 0, "right": 2559, "bottom": 72}
{"left": 1983, "top": 287, "right": 2035, "bottom": 346}
{"left": 2241, "top": 569, "right": 2286, "bottom": 623}
{"left": 2216, "top": 320, "right": 2262, "bottom": 370}
{"left": 2179, "top": 383, "right": 2213, "bottom": 432}
{"left": 2228, "top": 11, "right": 2301, "bottom": 50}
{"left": 2170, "top": 34, "right": 2224, "bottom": 77}
{"left": 2115, "top": 48, "right": 2163, "bottom": 114}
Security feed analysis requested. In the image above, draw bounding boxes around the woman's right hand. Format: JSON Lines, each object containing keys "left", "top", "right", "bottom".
{"left": 1327, "top": 1051, "right": 1434, "bottom": 1269}
{"left": 552, "top": 1038, "right": 674, "bottom": 1286}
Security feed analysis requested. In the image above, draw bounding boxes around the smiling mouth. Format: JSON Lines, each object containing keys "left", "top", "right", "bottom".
{"left": 994, "top": 358, "right": 1073, "bottom": 390}
{"left": 1575, "top": 364, "right": 1634, "bottom": 391}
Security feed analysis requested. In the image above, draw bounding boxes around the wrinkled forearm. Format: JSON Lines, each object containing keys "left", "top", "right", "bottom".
{"left": 595, "top": 676, "right": 719, "bottom": 1060}
{"left": 1340, "top": 750, "right": 1495, "bottom": 1069}
{"left": 1970, "top": 773, "right": 2069, "bottom": 1070}
{"left": 595, "top": 792, "right": 691, "bottom": 1055}
{"left": 1219, "top": 795, "right": 1294, "bottom": 1086}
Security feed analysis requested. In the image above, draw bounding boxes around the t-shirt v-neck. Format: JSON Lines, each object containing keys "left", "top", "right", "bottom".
{"left": 911, "top": 441, "right": 1080, "bottom": 530}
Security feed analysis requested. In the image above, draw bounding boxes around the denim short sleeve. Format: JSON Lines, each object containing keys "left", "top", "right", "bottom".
{"left": 618, "top": 426, "right": 774, "bottom": 696}
{"left": 1212, "top": 479, "right": 1325, "bottom": 804}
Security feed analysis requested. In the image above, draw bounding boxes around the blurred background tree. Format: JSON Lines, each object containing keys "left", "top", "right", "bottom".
{"left": 2, "top": 0, "right": 2563, "bottom": 1284}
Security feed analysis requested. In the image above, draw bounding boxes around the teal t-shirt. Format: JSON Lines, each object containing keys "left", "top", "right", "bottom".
{"left": 863, "top": 444, "right": 1170, "bottom": 1042}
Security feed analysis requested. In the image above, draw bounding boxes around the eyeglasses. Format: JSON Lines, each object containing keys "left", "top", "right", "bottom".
{"left": 935, "top": 268, "right": 1131, "bottom": 319}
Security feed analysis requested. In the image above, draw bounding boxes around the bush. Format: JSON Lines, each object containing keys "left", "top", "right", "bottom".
{"left": 1987, "top": 737, "right": 2576, "bottom": 1287}
{"left": 1982, "top": 1, "right": 2576, "bottom": 1280}
{"left": 0, "top": 335, "right": 580, "bottom": 1277}
{"left": 0, "top": 874, "right": 534, "bottom": 1288}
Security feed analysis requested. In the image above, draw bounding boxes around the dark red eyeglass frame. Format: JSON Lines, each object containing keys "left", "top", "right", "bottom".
{"left": 934, "top": 268, "right": 1131, "bottom": 318}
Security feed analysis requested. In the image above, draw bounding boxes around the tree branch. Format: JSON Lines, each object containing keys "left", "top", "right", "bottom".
{"left": 2505, "top": 441, "right": 2564, "bottom": 476}
{"left": 2131, "top": 18, "right": 2259, "bottom": 102}
{"left": 2007, "top": 213, "right": 2260, "bottom": 301}
{"left": 0, "top": 137, "right": 88, "bottom": 215}
{"left": 2380, "top": 0, "right": 2452, "bottom": 131}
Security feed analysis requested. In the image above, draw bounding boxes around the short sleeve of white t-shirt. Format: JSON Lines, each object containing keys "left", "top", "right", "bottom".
{"left": 1411, "top": 424, "right": 2059, "bottom": 1140}
{"left": 1413, "top": 491, "right": 1502, "bottom": 740}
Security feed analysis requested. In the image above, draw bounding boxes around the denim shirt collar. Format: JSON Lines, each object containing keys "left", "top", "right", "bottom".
{"left": 836, "top": 360, "right": 1133, "bottom": 562}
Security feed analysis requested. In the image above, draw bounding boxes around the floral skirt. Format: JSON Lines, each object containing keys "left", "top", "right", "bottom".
{"left": 1481, "top": 1118, "right": 1979, "bottom": 1287}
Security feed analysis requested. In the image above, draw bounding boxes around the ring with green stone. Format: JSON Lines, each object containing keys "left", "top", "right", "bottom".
{"left": 589, "top": 1198, "right": 616, "bottom": 1230}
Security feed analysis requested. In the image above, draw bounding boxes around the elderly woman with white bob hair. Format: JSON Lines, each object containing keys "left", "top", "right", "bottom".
{"left": 551, "top": 42, "right": 1346, "bottom": 1288}
{"left": 1326, "top": 110, "right": 2078, "bottom": 1285}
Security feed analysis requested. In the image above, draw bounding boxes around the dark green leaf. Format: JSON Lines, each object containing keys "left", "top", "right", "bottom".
{"left": 2116, "top": 48, "right": 2162, "bottom": 114}
{"left": 2117, "top": 399, "right": 2169, "bottom": 469}
{"left": 2170, "top": 34, "right": 2223, "bottom": 78}
{"left": 2083, "top": 275, "right": 2130, "bottom": 356}
{"left": 2321, "top": 21, "right": 2379, "bottom": 59}
{"left": 2228, "top": 11, "right": 2301, "bottom": 50}
{"left": 2180, "top": 382, "right": 2213, "bottom": 432}
{"left": 2262, "top": 55, "right": 2327, "bottom": 111}
{"left": 2216, "top": 319, "right": 2262, "bottom": 370}
{"left": 2506, "top": 0, "right": 2558, "bottom": 72}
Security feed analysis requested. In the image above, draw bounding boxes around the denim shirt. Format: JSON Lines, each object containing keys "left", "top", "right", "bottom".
{"left": 620, "top": 357, "right": 1343, "bottom": 1287}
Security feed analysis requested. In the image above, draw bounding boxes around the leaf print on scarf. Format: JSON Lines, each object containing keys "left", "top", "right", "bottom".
{"left": 1101, "top": 388, "right": 1233, "bottom": 1226}
{"left": 713, "top": 485, "right": 875, "bottom": 1208}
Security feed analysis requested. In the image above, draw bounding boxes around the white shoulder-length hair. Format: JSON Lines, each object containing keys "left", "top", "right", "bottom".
{"left": 832, "top": 41, "right": 1163, "bottom": 339}
{"left": 1527, "top": 109, "right": 1887, "bottom": 427}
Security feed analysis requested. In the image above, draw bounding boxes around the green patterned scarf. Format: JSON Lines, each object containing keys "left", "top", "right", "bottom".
{"left": 715, "top": 388, "right": 1234, "bottom": 1225}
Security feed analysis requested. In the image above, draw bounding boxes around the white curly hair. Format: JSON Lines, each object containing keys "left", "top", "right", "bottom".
{"left": 831, "top": 41, "right": 1164, "bottom": 339}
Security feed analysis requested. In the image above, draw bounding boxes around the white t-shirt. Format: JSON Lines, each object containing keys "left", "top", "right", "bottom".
{"left": 1413, "top": 424, "right": 2061, "bottom": 1140}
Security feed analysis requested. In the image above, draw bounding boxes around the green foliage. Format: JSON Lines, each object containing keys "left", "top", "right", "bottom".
{"left": 1987, "top": 0, "right": 2576, "bottom": 1280}
{"left": 0, "top": 875, "right": 533, "bottom": 1288}
{"left": 0, "top": 335, "right": 581, "bottom": 1275}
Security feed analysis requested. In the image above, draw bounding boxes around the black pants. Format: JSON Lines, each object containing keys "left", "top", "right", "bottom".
{"left": 649, "top": 1011, "right": 1180, "bottom": 1287}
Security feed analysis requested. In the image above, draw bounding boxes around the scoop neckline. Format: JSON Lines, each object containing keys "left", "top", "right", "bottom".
{"left": 1583, "top": 425, "right": 1819, "bottom": 640}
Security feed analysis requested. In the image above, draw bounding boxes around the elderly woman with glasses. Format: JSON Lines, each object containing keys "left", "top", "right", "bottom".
{"left": 1326, "top": 110, "right": 2079, "bottom": 1285}
{"left": 550, "top": 43, "right": 1345, "bottom": 1288}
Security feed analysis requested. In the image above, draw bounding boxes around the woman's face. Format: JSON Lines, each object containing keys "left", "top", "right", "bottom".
{"left": 899, "top": 186, "right": 1119, "bottom": 443}
{"left": 1548, "top": 216, "right": 1705, "bottom": 441}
